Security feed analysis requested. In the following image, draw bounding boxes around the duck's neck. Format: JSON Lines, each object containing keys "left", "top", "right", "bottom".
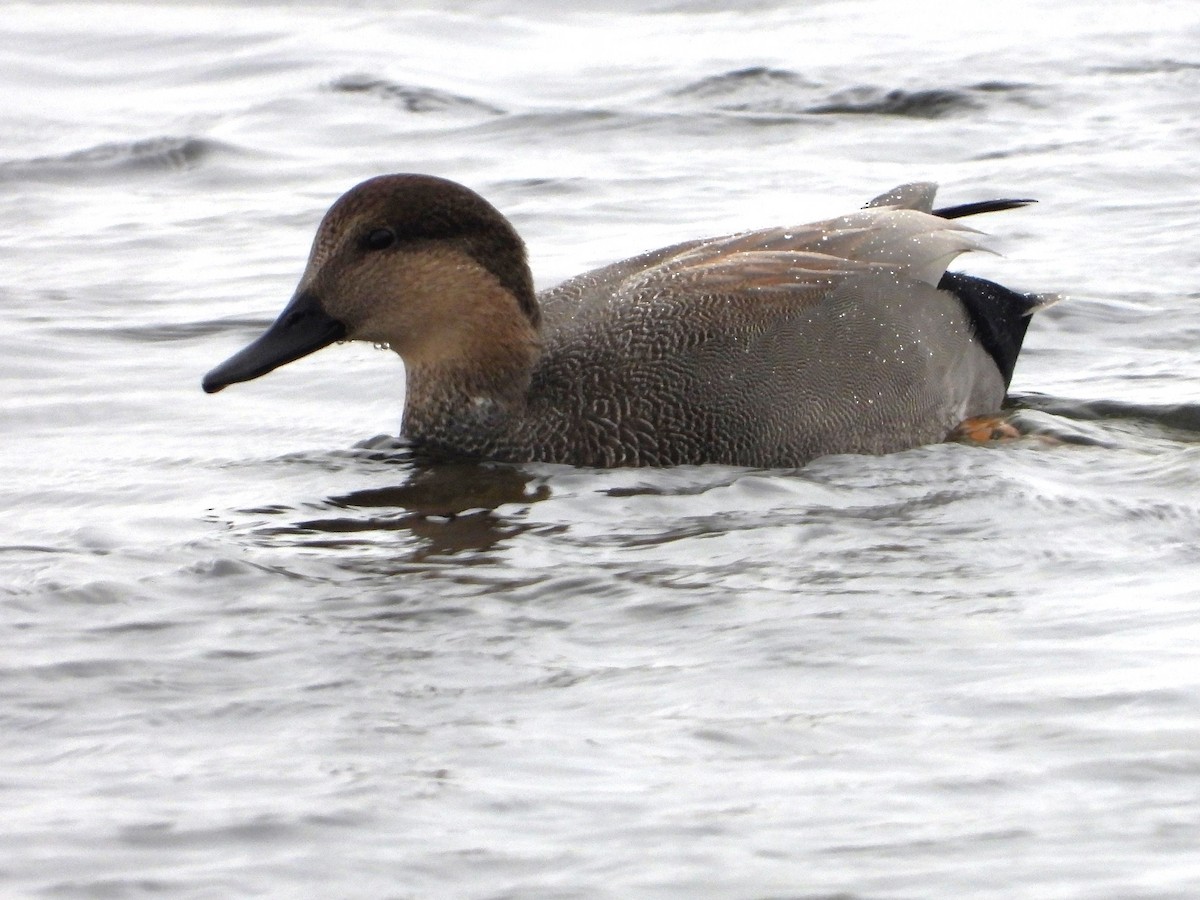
{"left": 399, "top": 316, "right": 539, "bottom": 453}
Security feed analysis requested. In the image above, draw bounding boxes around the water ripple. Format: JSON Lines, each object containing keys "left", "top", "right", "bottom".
{"left": 0, "top": 136, "right": 239, "bottom": 181}
{"left": 665, "top": 66, "right": 1034, "bottom": 119}
{"left": 328, "top": 74, "right": 506, "bottom": 116}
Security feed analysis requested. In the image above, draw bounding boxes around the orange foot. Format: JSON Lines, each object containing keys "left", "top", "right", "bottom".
{"left": 950, "top": 415, "right": 1022, "bottom": 444}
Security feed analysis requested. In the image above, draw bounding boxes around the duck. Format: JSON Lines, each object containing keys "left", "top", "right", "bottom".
{"left": 202, "top": 174, "right": 1051, "bottom": 467}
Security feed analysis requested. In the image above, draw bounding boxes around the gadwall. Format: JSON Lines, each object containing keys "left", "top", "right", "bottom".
{"left": 203, "top": 175, "right": 1051, "bottom": 467}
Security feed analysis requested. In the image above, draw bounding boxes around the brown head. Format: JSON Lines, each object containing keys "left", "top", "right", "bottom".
{"left": 202, "top": 174, "right": 539, "bottom": 395}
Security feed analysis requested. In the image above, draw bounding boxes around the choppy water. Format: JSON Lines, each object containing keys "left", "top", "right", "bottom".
{"left": 3, "top": 1, "right": 1200, "bottom": 897}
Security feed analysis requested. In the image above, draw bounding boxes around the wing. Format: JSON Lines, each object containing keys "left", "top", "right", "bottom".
{"left": 620, "top": 209, "right": 989, "bottom": 300}
{"left": 539, "top": 183, "right": 1010, "bottom": 322}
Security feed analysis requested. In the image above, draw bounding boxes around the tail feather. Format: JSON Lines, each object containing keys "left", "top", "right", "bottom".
{"left": 900, "top": 188, "right": 1048, "bottom": 389}
{"left": 864, "top": 184, "right": 1036, "bottom": 221}
{"left": 934, "top": 198, "right": 1036, "bottom": 219}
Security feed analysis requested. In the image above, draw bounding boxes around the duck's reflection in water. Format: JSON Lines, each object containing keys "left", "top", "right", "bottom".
{"left": 280, "top": 460, "right": 552, "bottom": 559}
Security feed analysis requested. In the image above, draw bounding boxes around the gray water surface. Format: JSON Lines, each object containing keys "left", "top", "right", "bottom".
{"left": 3, "top": 1, "right": 1200, "bottom": 897}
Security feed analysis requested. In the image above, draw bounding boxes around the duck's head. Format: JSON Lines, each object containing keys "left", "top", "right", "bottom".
{"left": 202, "top": 174, "right": 539, "bottom": 394}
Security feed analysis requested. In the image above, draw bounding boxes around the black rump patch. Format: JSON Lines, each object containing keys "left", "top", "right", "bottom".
{"left": 939, "top": 272, "right": 1043, "bottom": 388}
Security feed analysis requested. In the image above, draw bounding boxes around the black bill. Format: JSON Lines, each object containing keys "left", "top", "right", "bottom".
{"left": 202, "top": 290, "right": 346, "bottom": 394}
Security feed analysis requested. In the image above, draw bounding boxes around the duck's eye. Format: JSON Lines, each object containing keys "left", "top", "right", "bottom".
{"left": 362, "top": 228, "right": 396, "bottom": 251}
